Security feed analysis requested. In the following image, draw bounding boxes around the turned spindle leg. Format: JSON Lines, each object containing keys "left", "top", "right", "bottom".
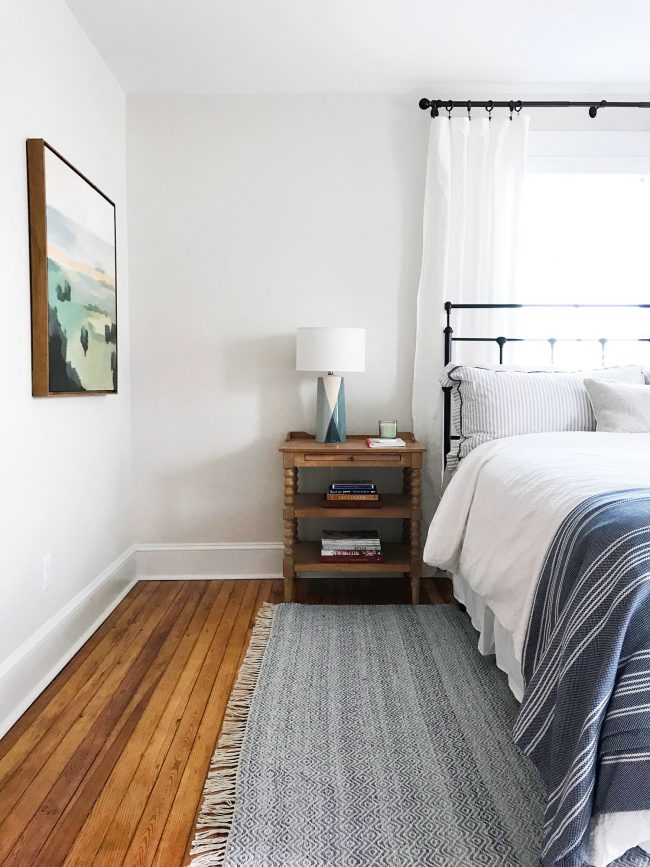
{"left": 402, "top": 467, "right": 412, "bottom": 545}
{"left": 283, "top": 466, "right": 298, "bottom": 602}
{"left": 409, "top": 467, "right": 422, "bottom": 604}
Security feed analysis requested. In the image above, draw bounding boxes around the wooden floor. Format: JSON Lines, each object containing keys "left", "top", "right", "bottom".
{"left": 0, "top": 575, "right": 452, "bottom": 867}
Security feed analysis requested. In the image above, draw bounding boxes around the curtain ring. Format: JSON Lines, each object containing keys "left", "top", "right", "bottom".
{"left": 509, "top": 100, "right": 514, "bottom": 121}
{"left": 486, "top": 100, "right": 494, "bottom": 122}
{"left": 515, "top": 100, "right": 523, "bottom": 115}
{"left": 446, "top": 100, "right": 453, "bottom": 118}
{"left": 467, "top": 100, "right": 472, "bottom": 121}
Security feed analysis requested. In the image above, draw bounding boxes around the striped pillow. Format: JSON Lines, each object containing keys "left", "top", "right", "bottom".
{"left": 443, "top": 363, "right": 646, "bottom": 462}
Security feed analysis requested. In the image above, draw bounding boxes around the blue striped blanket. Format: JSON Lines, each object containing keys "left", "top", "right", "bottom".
{"left": 514, "top": 489, "right": 650, "bottom": 867}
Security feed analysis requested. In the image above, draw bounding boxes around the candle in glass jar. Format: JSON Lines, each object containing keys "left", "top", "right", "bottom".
{"left": 379, "top": 420, "right": 398, "bottom": 438}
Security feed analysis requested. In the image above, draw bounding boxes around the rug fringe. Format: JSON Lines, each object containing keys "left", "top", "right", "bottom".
{"left": 188, "top": 601, "right": 277, "bottom": 866}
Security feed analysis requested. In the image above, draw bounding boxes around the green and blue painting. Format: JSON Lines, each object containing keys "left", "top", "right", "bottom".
{"left": 45, "top": 148, "right": 116, "bottom": 392}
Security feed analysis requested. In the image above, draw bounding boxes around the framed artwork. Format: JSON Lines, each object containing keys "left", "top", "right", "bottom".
{"left": 26, "top": 139, "right": 117, "bottom": 396}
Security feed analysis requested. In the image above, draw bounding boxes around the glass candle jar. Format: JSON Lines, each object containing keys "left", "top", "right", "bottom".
{"left": 378, "top": 420, "right": 398, "bottom": 438}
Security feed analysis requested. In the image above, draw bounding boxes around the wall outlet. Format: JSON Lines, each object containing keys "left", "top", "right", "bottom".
{"left": 42, "top": 553, "right": 53, "bottom": 590}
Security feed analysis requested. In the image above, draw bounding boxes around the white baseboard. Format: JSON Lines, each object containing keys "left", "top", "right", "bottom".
{"left": 0, "top": 545, "right": 138, "bottom": 739}
{"left": 135, "top": 542, "right": 283, "bottom": 580}
{"left": 0, "top": 541, "right": 285, "bottom": 739}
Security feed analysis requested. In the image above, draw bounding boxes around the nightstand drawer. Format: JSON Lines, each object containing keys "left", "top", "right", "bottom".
{"left": 300, "top": 453, "right": 405, "bottom": 465}
{"left": 351, "top": 454, "right": 403, "bottom": 463}
{"left": 303, "top": 453, "right": 354, "bottom": 462}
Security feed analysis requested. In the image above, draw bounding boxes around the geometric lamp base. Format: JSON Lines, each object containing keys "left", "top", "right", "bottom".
{"left": 315, "top": 374, "right": 346, "bottom": 443}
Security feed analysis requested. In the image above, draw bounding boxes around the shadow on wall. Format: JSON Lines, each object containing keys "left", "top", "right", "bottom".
{"left": 389, "top": 99, "right": 428, "bottom": 413}
{"left": 152, "top": 332, "right": 308, "bottom": 542}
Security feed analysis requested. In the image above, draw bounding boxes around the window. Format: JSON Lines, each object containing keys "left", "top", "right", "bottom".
{"left": 512, "top": 171, "right": 650, "bottom": 368}
{"left": 518, "top": 173, "right": 650, "bottom": 303}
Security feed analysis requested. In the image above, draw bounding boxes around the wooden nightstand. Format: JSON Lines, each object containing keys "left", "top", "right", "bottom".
{"left": 279, "top": 432, "right": 426, "bottom": 604}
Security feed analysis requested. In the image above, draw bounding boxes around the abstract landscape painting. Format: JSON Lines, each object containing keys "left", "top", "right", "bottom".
{"left": 27, "top": 140, "right": 117, "bottom": 395}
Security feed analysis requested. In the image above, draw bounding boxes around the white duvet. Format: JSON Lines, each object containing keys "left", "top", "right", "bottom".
{"left": 423, "top": 431, "right": 650, "bottom": 867}
{"left": 425, "top": 431, "right": 650, "bottom": 658}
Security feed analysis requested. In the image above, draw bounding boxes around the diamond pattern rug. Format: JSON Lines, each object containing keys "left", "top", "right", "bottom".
{"left": 191, "top": 604, "right": 648, "bottom": 867}
{"left": 188, "top": 603, "right": 636, "bottom": 867}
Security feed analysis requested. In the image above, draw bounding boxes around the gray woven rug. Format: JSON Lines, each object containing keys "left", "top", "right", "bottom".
{"left": 191, "top": 603, "right": 553, "bottom": 866}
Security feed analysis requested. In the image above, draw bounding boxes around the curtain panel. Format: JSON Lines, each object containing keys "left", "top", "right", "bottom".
{"left": 412, "top": 114, "right": 530, "bottom": 525}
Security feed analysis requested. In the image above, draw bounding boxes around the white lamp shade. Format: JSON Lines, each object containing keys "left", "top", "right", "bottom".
{"left": 296, "top": 327, "right": 366, "bottom": 373}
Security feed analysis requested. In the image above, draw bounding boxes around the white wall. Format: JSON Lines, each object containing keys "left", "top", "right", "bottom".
{"left": 127, "top": 95, "right": 427, "bottom": 545}
{"left": 0, "top": 0, "right": 132, "bottom": 685}
{"left": 127, "top": 92, "right": 650, "bottom": 551}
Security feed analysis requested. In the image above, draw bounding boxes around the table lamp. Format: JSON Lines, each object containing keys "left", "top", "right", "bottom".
{"left": 296, "top": 327, "right": 366, "bottom": 443}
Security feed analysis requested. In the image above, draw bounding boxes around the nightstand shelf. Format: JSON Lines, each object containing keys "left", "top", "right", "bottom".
{"left": 294, "top": 541, "right": 411, "bottom": 572}
{"left": 279, "top": 432, "right": 426, "bottom": 604}
{"left": 289, "top": 493, "right": 412, "bottom": 519}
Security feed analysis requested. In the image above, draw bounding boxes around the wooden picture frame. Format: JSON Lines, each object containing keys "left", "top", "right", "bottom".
{"left": 27, "top": 139, "right": 118, "bottom": 396}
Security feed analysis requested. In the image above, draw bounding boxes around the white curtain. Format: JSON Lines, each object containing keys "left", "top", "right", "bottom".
{"left": 412, "top": 113, "right": 530, "bottom": 526}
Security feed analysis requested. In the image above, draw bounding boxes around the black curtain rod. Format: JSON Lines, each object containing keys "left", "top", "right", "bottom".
{"left": 419, "top": 98, "right": 650, "bottom": 118}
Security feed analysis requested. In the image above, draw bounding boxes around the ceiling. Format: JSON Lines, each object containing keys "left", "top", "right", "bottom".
{"left": 65, "top": 0, "right": 650, "bottom": 94}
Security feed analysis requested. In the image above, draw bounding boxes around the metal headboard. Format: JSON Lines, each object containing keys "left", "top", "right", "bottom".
{"left": 442, "top": 301, "right": 650, "bottom": 461}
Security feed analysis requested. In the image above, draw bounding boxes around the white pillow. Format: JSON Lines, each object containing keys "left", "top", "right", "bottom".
{"left": 584, "top": 378, "right": 650, "bottom": 433}
{"left": 442, "top": 363, "right": 646, "bottom": 460}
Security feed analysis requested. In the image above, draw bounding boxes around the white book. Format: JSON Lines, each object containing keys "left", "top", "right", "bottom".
{"left": 366, "top": 437, "right": 406, "bottom": 448}
{"left": 320, "top": 545, "right": 381, "bottom": 550}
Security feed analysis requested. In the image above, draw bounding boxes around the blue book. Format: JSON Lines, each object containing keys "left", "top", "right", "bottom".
{"left": 330, "top": 481, "right": 376, "bottom": 491}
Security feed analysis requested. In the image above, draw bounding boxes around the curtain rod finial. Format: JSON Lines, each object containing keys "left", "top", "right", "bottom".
{"left": 589, "top": 100, "right": 607, "bottom": 119}
{"left": 419, "top": 98, "right": 431, "bottom": 110}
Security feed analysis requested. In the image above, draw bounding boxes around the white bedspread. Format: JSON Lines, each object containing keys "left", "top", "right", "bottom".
{"left": 423, "top": 431, "right": 650, "bottom": 867}
{"left": 424, "top": 431, "right": 650, "bottom": 658}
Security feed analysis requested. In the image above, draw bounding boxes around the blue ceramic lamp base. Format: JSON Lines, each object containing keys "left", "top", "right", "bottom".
{"left": 315, "top": 374, "right": 346, "bottom": 443}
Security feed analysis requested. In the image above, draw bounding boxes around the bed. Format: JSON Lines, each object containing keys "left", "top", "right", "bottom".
{"left": 423, "top": 303, "right": 650, "bottom": 867}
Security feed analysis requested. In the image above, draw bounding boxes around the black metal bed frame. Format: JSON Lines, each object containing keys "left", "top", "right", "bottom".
{"left": 442, "top": 301, "right": 650, "bottom": 461}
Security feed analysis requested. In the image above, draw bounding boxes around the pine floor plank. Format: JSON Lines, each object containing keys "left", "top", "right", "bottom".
{"left": 0, "top": 582, "right": 182, "bottom": 856}
{"left": 236, "top": 579, "right": 274, "bottom": 671}
{"left": 435, "top": 574, "right": 454, "bottom": 604}
{"left": 423, "top": 577, "right": 445, "bottom": 604}
{"left": 0, "top": 582, "right": 185, "bottom": 864}
{"left": 57, "top": 581, "right": 219, "bottom": 867}
{"left": 0, "top": 582, "right": 146, "bottom": 764}
{"left": 154, "top": 582, "right": 267, "bottom": 867}
{"left": 0, "top": 582, "right": 153, "bottom": 785}
{"left": 0, "top": 575, "right": 446, "bottom": 867}
{"left": 117, "top": 581, "right": 261, "bottom": 867}
{"left": 268, "top": 578, "right": 285, "bottom": 605}
{"left": 28, "top": 581, "right": 213, "bottom": 867}
{"left": 73, "top": 581, "right": 242, "bottom": 867}
{"left": 152, "top": 589, "right": 263, "bottom": 866}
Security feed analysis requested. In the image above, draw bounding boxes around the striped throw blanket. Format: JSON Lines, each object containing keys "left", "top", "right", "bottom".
{"left": 514, "top": 489, "right": 650, "bottom": 867}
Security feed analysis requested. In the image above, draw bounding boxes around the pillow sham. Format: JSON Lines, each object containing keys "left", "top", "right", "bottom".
{"left": 584, "top": 378, "right": 650, "bottom": 433}
{"left": 442, "top": 363, "right": 646, "bottom": 461}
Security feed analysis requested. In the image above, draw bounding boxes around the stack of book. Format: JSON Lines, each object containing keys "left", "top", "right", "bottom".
{"left": 320, "top": 530, "right": 383, "bottom": 563}
{"left": 325, "top": 480, "right": 379, "bottom": 507}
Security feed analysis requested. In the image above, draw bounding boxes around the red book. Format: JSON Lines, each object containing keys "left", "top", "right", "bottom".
{"left": 320, "top": 555, "right": 384, "bottom": 563}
